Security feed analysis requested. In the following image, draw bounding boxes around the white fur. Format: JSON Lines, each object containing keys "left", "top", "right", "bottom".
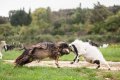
{"left": 0, "top": 52, "right": 2, "bottom": 59}
{"left": 69, "top": 39, "right": 110, "bottom": 70}
{"left": 0, "top": 41, "right": 7, "bottom": 59}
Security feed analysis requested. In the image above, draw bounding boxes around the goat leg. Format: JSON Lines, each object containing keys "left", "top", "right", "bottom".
{"left": 104, "top": 61, "right": 111, "bottom": 70}
{"left": 55, "top": 56, "right": 60, "bottom": 68}
{"left": 37, "top": 60, "right": 41, "bottom": 63}
{"left": 76, "top": 58, "right": 79, "bottom": 63}
{"left": 76, "top": 55, "right": 80, "bottom": 63}
{"left": 71, "top": 55, "right": 78, "bottom": 64}
{"left": 96, "top": 64, "right": 100, "bottom": 69}
{"left": 93, "top": 60, "right": 100, "bottom": 69}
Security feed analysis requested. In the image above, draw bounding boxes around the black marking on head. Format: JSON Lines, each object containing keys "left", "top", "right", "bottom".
{"left": 58, "top": 42, "right": 70, "bottom": 55}
{"left": 59, "top": 43, "right": 69, "bottom": 49}
{"left": 71, "top": 44, "right": 78, "bottom": 55}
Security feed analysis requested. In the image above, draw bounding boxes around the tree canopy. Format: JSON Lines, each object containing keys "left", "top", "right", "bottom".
{"left": 9, "top": 9, "right": 32, "bottom": 26}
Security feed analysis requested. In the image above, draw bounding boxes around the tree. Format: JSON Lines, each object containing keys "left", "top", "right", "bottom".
{"left": 105, "top": 11, "right": 120, "bottom": 33}
{"left": 73, "top": 6, "right": 84, "bottom": 24}
{"left": 90, "top": 2, "right": 113, "bottom": 23}
{"left": 46, "top": 7, "right": 52, "bottom": 23}
{"left": 0, "top": 16, "right": 8, "bottom": 24}
{"left": 109, "top": 5, "right": 120, "bottom": 14}
{"left": 9, "top": 9, "right": 32, "bottom": 26}
{"left": 71, "top": 4, "right": 92, "bottom": 24}
{"left": 32, "top": 8, "right": 48, "bottom": 26}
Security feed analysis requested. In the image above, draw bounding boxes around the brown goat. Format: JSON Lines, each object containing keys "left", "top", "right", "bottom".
{"left": 15, "top": 42, "right": 70, "bottom": 68}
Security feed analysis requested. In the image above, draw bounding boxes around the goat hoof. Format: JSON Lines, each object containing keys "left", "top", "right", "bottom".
{"left": 108, "top": 68, "right": 111, "bottom": 70}
{"left": 70, "top": 62, "right": 74, "bottom": 64}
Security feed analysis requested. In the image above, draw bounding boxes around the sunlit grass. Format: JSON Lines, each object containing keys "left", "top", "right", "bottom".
{"left": 0, "top": 61, "right": 120, "bottom": 80}
{"left": 3, "top": 50, "right": 23, "bottom": 60}
{"left": 100, "top": 47, "right": 120, "bottom": 61}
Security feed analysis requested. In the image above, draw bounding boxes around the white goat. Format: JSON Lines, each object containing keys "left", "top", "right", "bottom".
{"left": 69, "top": 39, "right": 111, "bottom": 70}
{"left": 0, "top": 41, "right": 7, "bottom": 59}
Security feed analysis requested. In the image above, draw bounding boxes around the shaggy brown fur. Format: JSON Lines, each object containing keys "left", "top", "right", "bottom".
{"left": 15, "top": 42, "right": 70, "bottom": 68}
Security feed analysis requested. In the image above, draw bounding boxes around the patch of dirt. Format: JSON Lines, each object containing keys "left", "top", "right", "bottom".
{"left": 4, "top": 60, "right": 120, "bottom": 71}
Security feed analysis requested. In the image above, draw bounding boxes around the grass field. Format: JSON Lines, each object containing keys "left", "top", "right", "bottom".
{"left": 0, "top": 45, "right": 120, "bottom": 80}
{"left": 0, "top": 61, "right": 120, "bottom": 80}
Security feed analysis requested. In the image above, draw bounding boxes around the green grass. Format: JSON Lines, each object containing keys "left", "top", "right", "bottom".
{"left": 3, "top": 50, "right": 23, "bottom": 60}
{"left": 100, "top": 47, "right": 120, "bottom": 61}
{"left": 0, "top": 61, "right": 120, "bottom": 80}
